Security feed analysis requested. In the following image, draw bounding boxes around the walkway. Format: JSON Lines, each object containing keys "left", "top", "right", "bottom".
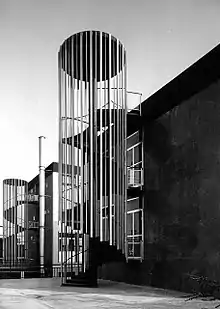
{"left": 0, "top": 278, "right": 218, "bottom": 308}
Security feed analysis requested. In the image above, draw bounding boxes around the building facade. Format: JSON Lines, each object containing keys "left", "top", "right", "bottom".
{"left": 28, "top": 162, "right": 59, "bottom": 275}
{"left": 99, "top": 42, "right": 220, "bottom": 292}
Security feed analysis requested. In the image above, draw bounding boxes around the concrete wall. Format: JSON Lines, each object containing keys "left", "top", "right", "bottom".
{"left": 99, "top": 79, "right": 220, "bottom": 292}
{"left": 52, "top": 172, "right": 59, "bottom": 266}
{"left": 44, "top": 173, "right": 53, "bottom": 269}
{"left": 144, "top": 78, "right": 220, "bottom": 290}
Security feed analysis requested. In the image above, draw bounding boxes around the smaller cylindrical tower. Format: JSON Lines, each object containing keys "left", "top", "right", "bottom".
{"left": 3, "top": 179, "right": 28, "bottom": 265}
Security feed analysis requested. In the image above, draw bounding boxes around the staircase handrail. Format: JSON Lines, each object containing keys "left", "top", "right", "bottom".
{"left": 62, "top": 247, "right": 90, "bottom": 266}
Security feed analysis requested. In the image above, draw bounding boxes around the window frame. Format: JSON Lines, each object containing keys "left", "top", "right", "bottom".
{"left": 126, "top": 208, "right": 144, "bottom": 261}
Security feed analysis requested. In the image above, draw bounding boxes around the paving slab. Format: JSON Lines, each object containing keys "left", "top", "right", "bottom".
{"left": 0, "top": 278, "right": 218, "bottom": 308}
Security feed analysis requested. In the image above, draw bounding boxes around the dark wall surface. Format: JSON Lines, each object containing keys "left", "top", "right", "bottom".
{"left": 27, "top": 203, "right": 39, "bottom": 266}
{"left": 44, "top": 173, "right": 53, "bottom": 270}
{"left": 99, "top": 78, "right": 220, "bottom": 292}
{"left": 0, "top": 238, "right": 3, "bottom": 259}
{"left": 144, "top": 78, "right": 220, "bottom": 291}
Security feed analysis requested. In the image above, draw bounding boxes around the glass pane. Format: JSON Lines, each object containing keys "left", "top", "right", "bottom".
{"left": 127, "top": 199, "right": 139, "bottom": 212}
{"left": 67, "top": 209, "right": 72, "bottom": 226}
{"left": 62, "top": 211, "right": 65, "bottom": 223}
{"left": 134, "top": 211, "right": 142, "bottom": 235}
{"left": 17, "top": 244, "right": 25, "bottom": 258}
{"left": 133, "top": 243, "right": 141, "bottom": 257}
{"left": 74, "top": 205, "right": 81, "bottom": 221}
{"left": 127, "top": 213, "right": 132, "bottom": 236}
{"left": 133, "top": 144, "right": 141, "bottom": 164}
{"left": 73, "top": 222, "right": 80, "bottom": 230}
{"left": 68, "top": 239, "right": 75, "bottom": 251}
{"left": 127, "top": 149, "right": 133, "bottom": 167}
{"left": 127, "top": 132, "right": 139, "bottom": 149}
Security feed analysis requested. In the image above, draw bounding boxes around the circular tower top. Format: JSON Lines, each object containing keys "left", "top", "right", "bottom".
{"left": 59, "top": 30, "right": 126, "bottom": 82}
{"left": 3, "top": 179, "right": 28, "bottom": 186}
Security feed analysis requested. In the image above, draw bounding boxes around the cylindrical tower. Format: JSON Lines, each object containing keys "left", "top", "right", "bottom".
{"left": 58, "top": 30, "right": 127, "bottom": 285}
{"left": 3, "top": 179, "right": 29, "bottom": 266}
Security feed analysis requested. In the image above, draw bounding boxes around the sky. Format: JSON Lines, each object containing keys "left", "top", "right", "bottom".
{"left": 0, "top": 0, "right": 220, "bottom": 227}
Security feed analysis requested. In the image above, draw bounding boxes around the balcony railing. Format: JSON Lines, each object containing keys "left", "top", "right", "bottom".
{"left": 127, "top": 168, "right": 143, "bottom": 188}
{"left": 126, "top": 236, "right": 144, "bottom": 261}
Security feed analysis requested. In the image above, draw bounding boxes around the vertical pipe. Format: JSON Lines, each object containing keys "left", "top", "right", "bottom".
{"left": 118, "top": 46, "right": 121, "bottom": 250}
{"left": 89, "top": 31, "right": 93, "bottom": 238}
{"left": 13, "top": 180, "right": 16, "bottom": 265}
{"left": 112, "top": 52, "right": 116, "bottom": 246}
{"left": 58, "top": 50, "right": 63, "bottom": 283}
{"left": 119, "top": 45, "right": 124, "bottom": 251}
{"left": 108, "top": 34, "right": 112, "bottom": 245}
{"left": 25, "top": 182, "right": 28, "bottom": 262}
{"left": 104, "top": 35, "right": 107, "bottom": 242}
{"left": 75, "top": 36, "right": 80, "bottom": 272}
{"left": 84, "top": 32, "right": 88, "bottom": 236}
{"left": 99, "top": 32, "right": 103, "bottom": 241}
{"left": 64, "top": 41, "right": 68, "bottom": 279}
{"left": 39, "top": 135, "right": 46, "bottom": 276}
{"left": 14, "top": 181, "right": 15, "bottom": 263}
{"left": 116, "top": 39, "right": 120, "bottom": 250}
{"left": 80, "top": 32, "right": 84, "bottom": 235}
{"left": 94, "top": 31, "right": 98, "bottom": 238}
{"left": 123, "top": 48, "right": 127, "bottom": 255}
{"left": 70, "top": 35, "right": 75, "bottom": 274}
{"left": 2, "top": 182, "right": 4, "bottom": 262}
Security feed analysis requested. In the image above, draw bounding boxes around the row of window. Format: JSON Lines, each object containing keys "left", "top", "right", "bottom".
{"left": 126, "top": 131, "right": 144, "bottom": 260}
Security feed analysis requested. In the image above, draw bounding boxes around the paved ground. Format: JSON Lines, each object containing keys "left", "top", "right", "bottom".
{"left": 0, "top": 278, "right": 219, "bottom": 309}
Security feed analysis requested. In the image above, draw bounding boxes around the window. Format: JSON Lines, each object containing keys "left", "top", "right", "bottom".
{"left": 17, "top": 244, "right": 25, "bottom": 259}
{"left": 127, "top": 198, "right": 139, "bottom": 212}
{"left": 66, "top": 209, "right": 71, "bottom": 226}
{"left": 126, "top": 208, "right": 143, "bottom": 260}
{"left": 127, "top": 142, "right": 142, "bottom": 168}
{"left": 127, "top": 141, "right": 143, "bottom": 188}
{"left": 127, "top": 131, "right": 140, "bottom": 149}
{"left": 68, "top": 239, "right": 75, "bottom": 251}
{"left": 62, "top": 206, "right": 81, "bottom": 230}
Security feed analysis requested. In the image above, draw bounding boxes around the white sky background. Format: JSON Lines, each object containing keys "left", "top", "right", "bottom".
{"left": 0, "top": 0, "right": 220, "bottom": 230}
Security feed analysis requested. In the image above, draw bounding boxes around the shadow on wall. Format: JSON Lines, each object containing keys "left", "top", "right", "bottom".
{"left": 144, "top": 117, "right": 202, "bottom": 291}
{"left": 144, "top": 89, "right": 220, "bottom": 290}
